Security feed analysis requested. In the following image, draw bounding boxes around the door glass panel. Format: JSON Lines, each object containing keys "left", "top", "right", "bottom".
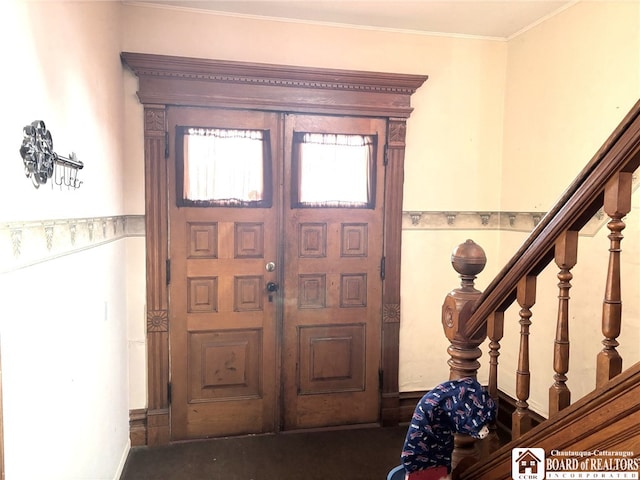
{"left": 178, "top": 127, "right": 272, "bottom": 207}
{"left": 292, "top": 133, "right": 375, "bottom": 208}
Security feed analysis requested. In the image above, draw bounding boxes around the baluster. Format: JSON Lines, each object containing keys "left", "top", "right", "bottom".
{"left": 512, "top": 275, "right": 536, "bottom": 440}
{"left": 487, "top": 311, "right": 504, "bottom": 441}
{"left": 596, "top": 172, "right": 632, "bottom": 388}
{"left": 487, "top": 311, "right": 504, "bottom": 404}
{"left": 549, "top": 230, "right": 578, "bottom": 416}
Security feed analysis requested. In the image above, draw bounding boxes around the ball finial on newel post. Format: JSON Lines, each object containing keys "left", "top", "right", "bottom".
{"left": 451, "top": 239, "right": 486, "bottom": 292}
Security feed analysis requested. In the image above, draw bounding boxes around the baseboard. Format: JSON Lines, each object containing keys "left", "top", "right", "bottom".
{"left": 399, "top": 390, "right": 427, "bottom": 423}
{"left": 113, "top": 439, "right": 131, "bottom": 480}
{"left": 128, "top": 390, "right": 540, "bottom": 444}
{"left": 129, "top": 408, "right": 148, "bottom": 446}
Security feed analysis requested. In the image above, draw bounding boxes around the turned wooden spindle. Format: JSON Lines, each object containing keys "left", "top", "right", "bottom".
{"left": 596, "top": 172, "right": 632, "bottom": 388}
{"left": 512, "top": 275, "right": 536, "bottom": 440}
{"left": 549, "top": 230, "right": 578, "bottom": 416}
{"left": 487, "top": 311, "right": 504, "bottom": 401}
{"left": 487, "top": 311, "right": 504, "bottom": 434}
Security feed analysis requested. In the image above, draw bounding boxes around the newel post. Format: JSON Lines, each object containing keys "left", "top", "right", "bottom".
{"left": 442, "top": 239, "right": 488, "bottom": 380}
{"left": 442, "top": 240, "right": 488, "bottom": 468}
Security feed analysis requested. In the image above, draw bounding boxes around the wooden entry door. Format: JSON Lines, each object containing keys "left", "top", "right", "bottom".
{"left": 281, "top": 114, "right": 385, "bottom": 430}
{"left": 167, "top": 106, "right": 386, "bottom": 439}
{"left": 167, "top": 107, "right": 281, "bottom": 440}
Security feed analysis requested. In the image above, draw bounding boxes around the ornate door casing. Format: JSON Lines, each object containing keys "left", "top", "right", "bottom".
{"left": 121, "top": 51, "right": 427, "bottom": 444}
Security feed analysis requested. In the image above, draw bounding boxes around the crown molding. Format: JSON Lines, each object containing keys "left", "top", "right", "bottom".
{"left": 121, "top": 52, "right": 428, "bottom": 118}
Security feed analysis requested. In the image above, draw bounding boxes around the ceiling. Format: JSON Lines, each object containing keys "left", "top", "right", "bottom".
{"left": 131, "top": 0, "right": 575, "bottom": 39}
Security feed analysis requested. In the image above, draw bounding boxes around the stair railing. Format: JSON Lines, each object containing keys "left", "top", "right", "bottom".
{"left": 441, "top": 99, "right": 640, "bottom": 467}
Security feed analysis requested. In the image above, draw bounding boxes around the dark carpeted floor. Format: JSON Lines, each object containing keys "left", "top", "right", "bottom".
{"left": 120, "top": 425, "right": 408, "bottom": 480}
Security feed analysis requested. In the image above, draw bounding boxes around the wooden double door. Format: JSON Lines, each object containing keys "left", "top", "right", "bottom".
{"left": 167, "top": 106, "right": 386, "bottom": 439}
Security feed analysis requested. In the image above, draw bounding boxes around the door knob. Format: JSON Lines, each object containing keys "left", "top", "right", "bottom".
{"left": 266, "top": 281, "right": 279, "bottom": 292}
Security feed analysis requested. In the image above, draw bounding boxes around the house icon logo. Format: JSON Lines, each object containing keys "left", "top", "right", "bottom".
{"left": 512, "top": 448, "right": 545, "bottom": 480}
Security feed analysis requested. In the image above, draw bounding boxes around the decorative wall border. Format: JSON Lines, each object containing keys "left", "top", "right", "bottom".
{"left": 1, "top": 209, "right": 613, "bottom": 273}
{"left": 2, "top": 208, "right": 614, "bottom": 274}
{"left": 402, "top": 209, "right": 607, "bottom": 236}
{"left": 402, "top": 174, "right": 638, "bottom": 234}
{"left": 0, "top": 215, "right": 145, "bottom": 274}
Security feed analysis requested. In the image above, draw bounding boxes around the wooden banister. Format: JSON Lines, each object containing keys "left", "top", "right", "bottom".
{"left": 460, "top": 361, "right": 640, "bottom": 480}
{"left": 462, "top": 99, "right": 640, "bottom": 340}
{"left": 441, "top": 99, "right": 640, "bottom": 475}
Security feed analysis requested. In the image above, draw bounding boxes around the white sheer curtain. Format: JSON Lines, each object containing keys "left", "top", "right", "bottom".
{"left": 297, "top": 133, "right": 373, "bottom": 207}
{"left": 183, "top": 128, "right": 265, "bottom": 204}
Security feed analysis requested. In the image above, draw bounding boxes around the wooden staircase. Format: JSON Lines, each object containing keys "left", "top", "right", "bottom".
{"left": 465, "top": 361, "right": 640, "bottom": 479}
{"left": 441, "top": 99, "right": 640, "bottom": 479}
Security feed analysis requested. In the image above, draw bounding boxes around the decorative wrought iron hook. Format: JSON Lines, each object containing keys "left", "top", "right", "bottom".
{"left": 19, "top": 120, "right": 83, "bottom": 189}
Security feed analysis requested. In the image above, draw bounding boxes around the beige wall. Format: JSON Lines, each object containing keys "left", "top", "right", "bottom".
{"left": 1, "top": 2, "right": 636, "bottom": 478}
{"left": 122, "top": 1, "right": 640, "bottom": 408}
{"left": 502, "top": 1, "right": 640, "bottom": 211}
{"left": 498, "top": 0, "right": 640, "bottom": 416}
{"left": 121, "top": 2, "right": 510, "bottom": 399}
{"left": 0, "top": 1, "right": 130, "bottom": 479}
{"left": 121, "top": 4, "right": 508, "bottom": 212}
{"left": 1, "top": 1, "right": 127, "bottom": 221}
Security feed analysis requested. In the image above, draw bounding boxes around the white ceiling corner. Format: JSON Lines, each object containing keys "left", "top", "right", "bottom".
{"left": 127, "top": 0, "right": 576, "bottom": 40}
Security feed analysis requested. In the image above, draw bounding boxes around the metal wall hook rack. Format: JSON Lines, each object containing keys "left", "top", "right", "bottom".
{"left": 19, "top": 120, "right": 83, "bottom": 189}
